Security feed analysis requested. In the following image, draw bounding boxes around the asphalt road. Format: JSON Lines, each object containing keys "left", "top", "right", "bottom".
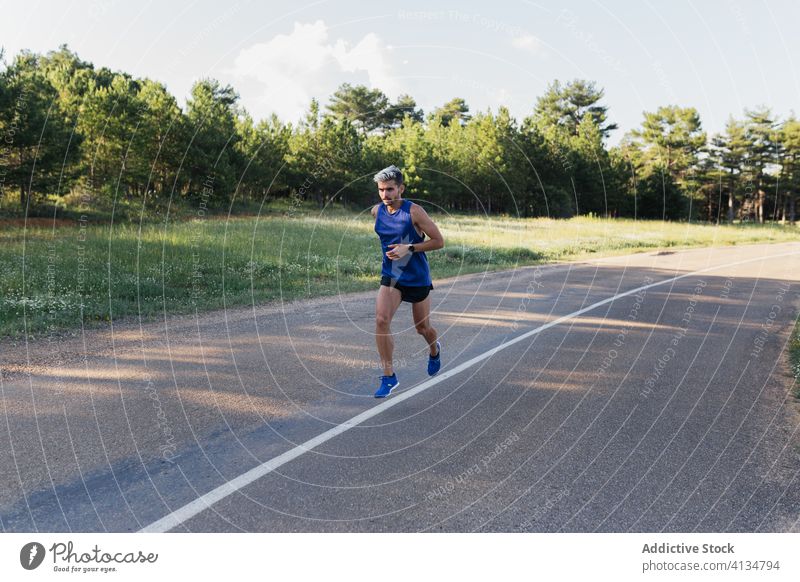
{"left": 1, "top": 242, "right": 799, "bottom": 532}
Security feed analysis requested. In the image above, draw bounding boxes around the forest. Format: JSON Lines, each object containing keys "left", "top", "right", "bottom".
{"left": 1, "top": 46, "right": 798, "bottom": 223}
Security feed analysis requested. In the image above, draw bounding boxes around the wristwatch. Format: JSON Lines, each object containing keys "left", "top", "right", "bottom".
{"left": 408, "top": 245, "right": 415, "bottom": 253}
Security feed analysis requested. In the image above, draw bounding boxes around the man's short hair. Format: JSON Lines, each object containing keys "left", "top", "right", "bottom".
{"left": 373, "top": 165, "right": 404, "bottom": 185}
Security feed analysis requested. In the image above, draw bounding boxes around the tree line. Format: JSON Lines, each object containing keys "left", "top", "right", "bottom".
{"left": 1, "top": 46, "right": 797, "bottom": 223}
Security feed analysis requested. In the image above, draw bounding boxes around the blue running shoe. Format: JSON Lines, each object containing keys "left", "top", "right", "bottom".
{"left": 374, "top": 374, "right": 399, "bottom": 398}
{"left": 428, "top": 341, "right": 441, "bottom": 376}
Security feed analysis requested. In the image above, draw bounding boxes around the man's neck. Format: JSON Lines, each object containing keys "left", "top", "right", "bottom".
{"left": 386, "top": 198, "right": 403, "bottom": 213}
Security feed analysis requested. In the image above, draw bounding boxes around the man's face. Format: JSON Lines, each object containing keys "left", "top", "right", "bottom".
{"left": 377, "top": 180, "right": 404, "bottom": 204}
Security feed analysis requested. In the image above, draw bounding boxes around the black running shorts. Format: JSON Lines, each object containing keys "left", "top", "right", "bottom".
{"left": 380, "top": 275, "right": 434, "bottom": 303}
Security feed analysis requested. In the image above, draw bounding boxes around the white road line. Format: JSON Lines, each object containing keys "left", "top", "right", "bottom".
{"left": 139, "top": 248, "right": 800, "bottom": 532}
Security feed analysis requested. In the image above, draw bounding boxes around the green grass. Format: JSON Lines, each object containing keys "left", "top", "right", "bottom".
{"left": 1, "top": 206, "right": 798, "bottom": 339}
{"left": 790, "top": 320, "right": 800, "bottom": 397}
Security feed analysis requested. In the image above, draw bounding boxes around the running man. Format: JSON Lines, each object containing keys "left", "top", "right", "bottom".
{"left": 371, "top": 165, "right": 445, "bottom": 398}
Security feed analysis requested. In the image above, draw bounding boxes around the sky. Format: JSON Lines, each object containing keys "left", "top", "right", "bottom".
{"left": 2, "top": 0, "right": 798, "bottom": 145}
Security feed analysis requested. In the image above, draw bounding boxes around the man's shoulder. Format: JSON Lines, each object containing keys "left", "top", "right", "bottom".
{"left": 408, "top": 201, "right": 427, "bottom": 217}
{"left": 371, "top": 203, "right": 380, "bottom": 217}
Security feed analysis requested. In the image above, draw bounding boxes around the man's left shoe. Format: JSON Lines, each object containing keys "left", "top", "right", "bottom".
{"left": 428, "top": 341, "right": 441, "bottom": 376}
{"left": 374, "top": 374, "right": 399, "bottom": 398}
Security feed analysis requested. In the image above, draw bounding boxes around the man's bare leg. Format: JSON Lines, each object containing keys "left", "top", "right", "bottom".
{"left": 411, "top": 296, "right": 438, "bottom": 356}
{"left": 376, "top": 285, "right": 403, "bottom": 376}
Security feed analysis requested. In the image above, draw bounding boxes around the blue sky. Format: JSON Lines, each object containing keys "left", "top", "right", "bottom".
{"left": 2, "top": 0, "right": 798, "bottom": 144}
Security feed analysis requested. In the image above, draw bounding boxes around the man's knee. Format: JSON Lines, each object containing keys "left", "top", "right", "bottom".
{"left": 415, "top": 321, "right": 430, "bottom": 335}
{"left": 376, "top": 313, "right": 392, "bottom": 330}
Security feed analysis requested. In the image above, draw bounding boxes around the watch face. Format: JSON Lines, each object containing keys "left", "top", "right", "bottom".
{"left": 409, "top": 245, "right": 415, "bottom": 253}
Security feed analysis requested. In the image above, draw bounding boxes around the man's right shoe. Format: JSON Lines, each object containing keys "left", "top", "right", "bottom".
{"left": 374, "top": 374, "right": 399, "bottom": 398}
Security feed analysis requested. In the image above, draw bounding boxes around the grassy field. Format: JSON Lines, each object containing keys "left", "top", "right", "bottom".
{"left": 1, "top": 204, "right": 798, "bottom": 339}
{"left": 791, "top": 322, "right": 800, "bottom": 395}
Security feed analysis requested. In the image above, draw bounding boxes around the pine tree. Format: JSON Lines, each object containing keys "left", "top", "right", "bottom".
{"left": 429, "top": 98, "right": 471, "bottom": 127}
{"left": 779, "top": 116, "right": 800, "bottom": 224}
{"left": 533, "top": 79, "right": 617, "bottom": 139}
{"left": 742, "top": 107, "right": 777, "bottom": 223}
{"left": 184, "top": 79, "right": 241, "bottom": 202}
{"left": 2, "top": 51, "right": 80, "bottom": 211}
{"left": 326, "top": 83, "right": 391, "bottom": 134}
{"left": 711, "top": 118, "right": 748, "bottom": 222}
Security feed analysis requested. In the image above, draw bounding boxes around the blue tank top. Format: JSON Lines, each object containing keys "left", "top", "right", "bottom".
{"left": 374, "top": 199, "right": 432, "bottom": 286}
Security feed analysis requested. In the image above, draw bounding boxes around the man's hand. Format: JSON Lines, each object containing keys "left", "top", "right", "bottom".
{"left": 385, "top": 243, "right": 410, "bottom": 260}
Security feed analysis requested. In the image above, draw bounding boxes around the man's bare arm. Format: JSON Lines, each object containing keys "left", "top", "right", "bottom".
{"left": 410, "top": 204, "right": 444, "bottom": 251}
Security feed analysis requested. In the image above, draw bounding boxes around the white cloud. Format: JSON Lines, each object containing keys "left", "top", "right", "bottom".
{"left": 511, "top": 34, "right": 544, "bottom": 54}
{"left": 232, "top": 20, "right": 401, "bottom": 123}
